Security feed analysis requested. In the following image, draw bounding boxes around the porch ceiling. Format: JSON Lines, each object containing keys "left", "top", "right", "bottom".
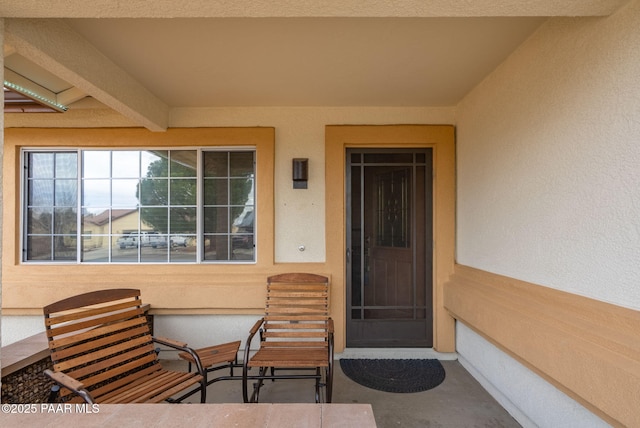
{"left": 2, "top": 0, "right": 632, "bottom": 130}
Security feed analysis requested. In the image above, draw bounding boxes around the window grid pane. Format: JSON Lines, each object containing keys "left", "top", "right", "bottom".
{"left": 203, "top": 151, "right": 255, "bottom": 262}
{"left": 25, "top": 151, "right": 78, "bottom": 261}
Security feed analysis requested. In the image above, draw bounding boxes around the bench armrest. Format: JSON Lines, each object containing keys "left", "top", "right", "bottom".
{"left": 44, "top": 369, "right": 95, "bottom": 404}
{"left": 249, "top": 318, "right": 265, "bottom": 335}
{"left": 153, "top": 336, "right": 187, "bottom": 348}
{"left": 153, "top": 336, "right": 205, "bottom": 376}
{"left": 242, "top": 318, "right": 265, "bottom": 365}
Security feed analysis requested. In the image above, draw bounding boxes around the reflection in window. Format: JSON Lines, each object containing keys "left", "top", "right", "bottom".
{"left": 203, "top": 151, "right": 255, "bottom": 261}
{"left": 23, "top": 149, "right": 255, "bottom": 264}
{"left": 25, "top": 152, "right": 78, "bottom": 261}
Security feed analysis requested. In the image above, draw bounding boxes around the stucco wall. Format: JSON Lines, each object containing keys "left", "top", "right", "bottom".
{"left": 455, "top": 1, "right": 640, "bottom": 426}
{"left": 457, "top": 2, "right": 640, "bottom": 310}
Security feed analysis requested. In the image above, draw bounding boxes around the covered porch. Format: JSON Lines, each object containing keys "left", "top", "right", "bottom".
{"left": 2, "top": 1, "right": 640, "bottom": 427}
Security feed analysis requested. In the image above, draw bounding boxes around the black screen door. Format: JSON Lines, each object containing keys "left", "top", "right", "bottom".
{"left": 346, "top": 149, "right": 433, "bottom": 347}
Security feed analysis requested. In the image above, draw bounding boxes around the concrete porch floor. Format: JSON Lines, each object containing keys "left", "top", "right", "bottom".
{"left": 165, "top": 357, "right": 521, "bottom": 428}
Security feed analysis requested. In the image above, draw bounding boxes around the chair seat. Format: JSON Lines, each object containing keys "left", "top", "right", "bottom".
{"left": 179, "top": 341, "right": 240, "bottom": 368}
{"left": 248, "top": 347, "right": 329, "bottom": 368}
{"left": 98, "top": 368, "right": 203, "bottom": 404}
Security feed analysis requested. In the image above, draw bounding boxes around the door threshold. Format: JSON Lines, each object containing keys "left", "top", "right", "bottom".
{"left": 337, "top": 348, "right": 458, "bottom": 360}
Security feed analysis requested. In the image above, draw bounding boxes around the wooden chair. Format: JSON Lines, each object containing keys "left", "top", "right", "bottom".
{"left": 242, "top": 273, "right": 334, "bottom": 403}
{"left": 42, "top": 289, "right": 206, "bottom": 404}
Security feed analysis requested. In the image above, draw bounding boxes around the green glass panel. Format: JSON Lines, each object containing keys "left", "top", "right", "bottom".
{"left": 140, "top": 207, "right": 168, "bottom": 233}
{"left": 53, "top": 235, "right": 77, "bottom": 260}
{"left": 170, "top": 207, "right": 196, "bottom": 234}
{"left": 204, "top": 207, "right": 228, "bottom": 233}
{"left": 170, "top": 236, "right": 197, "bottom": 262}
{"left": 142, "top": 150, "right": 168, "bottom": 178}
{"left": 170, "top": 179, "right": 196, "bottom": 205}
{"left": 203, "top": 152, "right": 228, "bottom": 177}
{"left": 203, "top": 235, "right": 229, "bottom": 261}
{"left": 54, "top": 207, "right": 77, "bottom": 234}
{"left": 27, "top": 208, "right": 52, "bottom": 234}
{"left": 170, "top": 151, "right": 197, "bottom": 178}
{"left": 27, "top": 236, "right": 51, "bottom": 260}
{"left": 231, "top": 235, "right": 254, "bottom": 260}
{"left": 231, "top": 206, "right": 253, "bottom": 232}
{"left": 230, "top": 178, "right": 253, "bottom": 205}
{"left": 139, "top": 178, "right": 168, "bottom": 206}
{"left": 230, "top": 152, "right": 254, "bottom": 177}
{"left": 204, "top": 178, "right": 228, "bottom": 205}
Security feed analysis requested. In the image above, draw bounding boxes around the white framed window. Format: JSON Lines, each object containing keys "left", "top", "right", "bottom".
{"left": 22, "top": 148, "right": 256, "bottom": 263}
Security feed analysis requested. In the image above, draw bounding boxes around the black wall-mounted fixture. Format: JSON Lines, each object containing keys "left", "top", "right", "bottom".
{"left": 292, "top": 158, "right": 309, "bottom": 189}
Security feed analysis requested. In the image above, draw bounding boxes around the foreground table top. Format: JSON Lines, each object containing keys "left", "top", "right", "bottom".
{"left": 0, "top": 403, "right": 376, "bottom": 427}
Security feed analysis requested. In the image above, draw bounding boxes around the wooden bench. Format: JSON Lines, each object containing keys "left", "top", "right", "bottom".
{"left": 43, "top": 289, "right": 206, "bottom": 404}
{"left": 242, "top": 273, "right": 334, "bottom": 403}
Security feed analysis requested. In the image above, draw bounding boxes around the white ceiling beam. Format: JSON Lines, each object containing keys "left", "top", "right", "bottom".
{"left": 0, "top": 0, "right": 631, "bottom": 18}
{"left": 5, "top": 19, "right": 168, "bottom": 131}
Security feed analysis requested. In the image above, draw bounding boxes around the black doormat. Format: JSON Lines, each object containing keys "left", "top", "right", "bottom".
{"left": 339, "top": 359, "right": 445, "bottom": 393}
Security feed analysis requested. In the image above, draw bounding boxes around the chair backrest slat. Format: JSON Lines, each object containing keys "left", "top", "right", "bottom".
{"left": 263, "top": 273, "right": 329, "bottom": 348}
{"left": 264, "top": 315, "right": 328, "bottom": 321}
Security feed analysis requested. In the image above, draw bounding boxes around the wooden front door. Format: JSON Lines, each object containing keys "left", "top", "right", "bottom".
{"left": 346, "top": 149, "right": 433, "bottom": 347}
